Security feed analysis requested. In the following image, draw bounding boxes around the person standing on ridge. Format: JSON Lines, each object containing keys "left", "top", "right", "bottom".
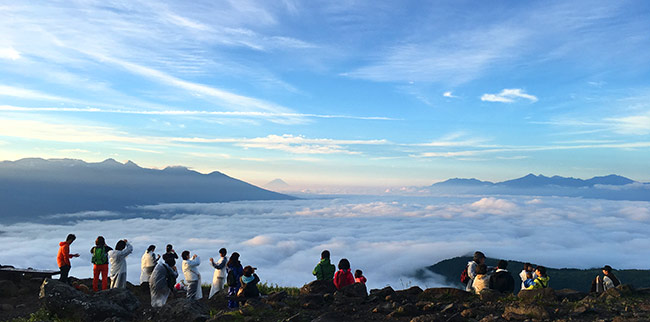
{"left": 109, "top": 239, "right": 133, "bottom": 288}
{"left": 162, "top": 244, "right": 178, "bottom": 263}
{"left": 57, "top": 234, "right": 80, "bottom": 284}
{"left": 209, "top": 248, "right": 228, "bottom": 299}
{"left": 226, "top": 252, "right": 244, "bottom": 309}
{"left": 149, "top": 256, "right": 178, "bottom": 307}
{"left": 90, "top": 236, "right": 113, "bottom": 291}
{"left": 140, "top": 245, "right": 160, "bottom": 286}
{"left": 313, "top": 250, "right": 335, "bottom": 280}
{"left": 182, "top": 250, "right": 203, "bottom": 300}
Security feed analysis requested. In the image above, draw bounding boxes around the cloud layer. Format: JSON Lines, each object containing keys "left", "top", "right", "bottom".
{"left": 1, "top": 194, "right": 649, "bottom": 290}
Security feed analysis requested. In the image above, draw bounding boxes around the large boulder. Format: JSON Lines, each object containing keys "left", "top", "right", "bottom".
{"left": 335, "top": 282, "right": 367, "bottom": 298}
{"left": 369, "top": 286, "right": 395, "bottom": 300}
{"left": 39, "top": 278, "right": 140, "bottom": 321}
{"left": 418, "top": 287, "right": 473, "bottom": 302}
{"left": 503, "top": 304, "right": 550, "bottom": 320}
{"left": 155, "top": 298, "right": 209, "bottom": 322}
{"left": 300, "top": 280, "right": 336, "bottom": 295}
{"left": 517, "top": 288, "right": 557, "bottom": 303}
{"left": 0, "top": 280, "right": 19, "bottom": 297}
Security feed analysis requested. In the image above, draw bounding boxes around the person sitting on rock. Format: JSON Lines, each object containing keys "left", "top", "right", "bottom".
{"left": 471, "top": 264, "right": 490, "bottom": 294}
{"left": 519, "top": 262, "right": 536, "bottom": 290}
{"left": 523, "top": 271, "right": 535, "bottom": 289}
{"left": 526, "top": 266, "right": 549, "bottom": 289}
{"left": 108, "top": 239, "right": 133, "bottom": 288}
{"left": 238, "top": 265, "right": 260, "bottom": 304}
{"left": 313, "top": 250, "right": 336, "bottom": 281}
{"left": 90, "top": 236, "right": 112, "bottom": 292}
{"left": 226, "top": 252, "right": 244, "bottom": 309}
{"left": 333, "top": 258, "right": 355, "bottom": 290}
{"left": 354, "top": 269, "right": 367, "bottom": 284}
{"left": 181, "top": 250, "right": 203, "bottom": 300}
{"left": 591, "top": 265, "right": 621, "bottom": 293}
{"left": 489, "top": 260, "right": 515, "bottom": 293}
{"left": 149, "top": 256, "right": 178, "bottom": 307}
{"left": 57, "top": 234, "right": 80, "bottom": 284}
{"left": 465, "top": 251, "right": 486, "bottom": 292}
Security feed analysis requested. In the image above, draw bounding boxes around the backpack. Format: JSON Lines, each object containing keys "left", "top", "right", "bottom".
{"left": 92, "top": 246, "right": 108, "bottom": 265}
{"left": 227, "top": 268, "right": 237, "bottom": 286}
{"left": 460, "top": 265, "right": 470, "bottom": 284}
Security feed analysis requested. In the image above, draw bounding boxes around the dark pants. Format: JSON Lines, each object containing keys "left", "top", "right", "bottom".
{"left": 59, "top": 265, "right": 71, "bottom": 283}
{"left": 227, "top": 286, "right": 239, "bottom": 308}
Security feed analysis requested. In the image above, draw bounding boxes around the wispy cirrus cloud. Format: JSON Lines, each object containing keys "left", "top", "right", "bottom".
{"left": 481, "top": 88, "right": 538, "bottom": 103}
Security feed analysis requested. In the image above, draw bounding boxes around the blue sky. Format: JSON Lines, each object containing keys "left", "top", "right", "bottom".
{"left": 1, "top": 0, "right": 649, "bottom": 187}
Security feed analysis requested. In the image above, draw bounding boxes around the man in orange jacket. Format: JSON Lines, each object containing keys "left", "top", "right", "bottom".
{"left": 57, "top": 234, "right": 80, "bottom": 283}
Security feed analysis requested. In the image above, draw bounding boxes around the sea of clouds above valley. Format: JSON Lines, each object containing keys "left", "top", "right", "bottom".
{"left": 1, "top": 194, "right": 649, "bottom": 290}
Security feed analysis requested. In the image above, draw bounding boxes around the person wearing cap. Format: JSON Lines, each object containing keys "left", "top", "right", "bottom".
{"left": 591, "top": 265, "right": 621, "bottom": 293}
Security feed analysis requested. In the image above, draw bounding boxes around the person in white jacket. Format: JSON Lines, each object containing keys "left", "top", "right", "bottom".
{"left": 149, "top": 257, "right": 178, "bottom": 307}
{"left": 465, "top": 251, "right": 485, "bottom": 292}
{"left": 519, "top": 262, "right": 537, "bottom": 291}
{"left": 109, "top": 239, "right": 134, "bottom": 289}
{"left": 182, "top": 250, "right": 203, "bottom": 300}
{"left": 208, "top": 248, "right": 228, "bottom": 299}
{"left": 140, "top": 245, "right": 160, "bottom": 285}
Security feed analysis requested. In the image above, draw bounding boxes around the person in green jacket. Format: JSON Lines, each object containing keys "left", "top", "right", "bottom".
{"left": 526, "top": 266, "right": 550, "bottom": 289}
{"left": 312, "top": 250, "right": 335, "bottom": 280}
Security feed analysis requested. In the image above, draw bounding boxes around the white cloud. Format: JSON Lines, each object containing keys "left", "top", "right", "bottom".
{"left": 1, "top": 195, "right": 650, "bottom": 291}
{"left": 606, "top": 114, "right": 650, "bottom": 135}
{"left": 0, "top": 86, "right": 70, "bottom": 102}
{"left": 481, "top": 88, "right": 538, "bottom": 103}
{"left": 0, "top": 47, "right": 21, "bottom": 60}
{"left": 443, "top": 91, "right": 457, "bottom": 98}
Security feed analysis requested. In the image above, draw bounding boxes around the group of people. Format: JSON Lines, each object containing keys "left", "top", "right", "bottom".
{"left": 56, "top": 235, "right": 270, "bottom": 308}
{"left": 312, "top": 250, "right": 366, "bottom": 289}
{"left": 463, "top": 251, "right": 620, "bottom": 295}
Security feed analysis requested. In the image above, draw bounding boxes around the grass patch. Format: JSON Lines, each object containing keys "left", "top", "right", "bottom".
{"left": 258, "top": 282, "right": 300, "bottom": 296}
{"left": 10, "top": 308, "right": 66, "bottom": 322}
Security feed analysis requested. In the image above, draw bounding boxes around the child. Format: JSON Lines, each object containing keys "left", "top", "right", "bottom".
{"left": 523, "top": 271, "right": 535, "bottom": 289}
{"left": 333, "top": 258, "right": 355, "bottom": 290}
{"left": 354, "top": 269, "right": 367, "bottom": 284}
{"left": 526, "top": 266, "right": 549, "bottom": 289}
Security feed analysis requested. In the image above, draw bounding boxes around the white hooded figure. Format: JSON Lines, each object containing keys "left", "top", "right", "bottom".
{"left": 109, "top": 240, "right": 134, "bottom": 288}
{"left": 182, "top": 252, "right": 203, "bottom": 300}
{"left": 140, "top": 245, "right": 159, "bottom": 284}
{"left": 149, "top": 259, "right": 178, "bottom": 307}
{"left": 208, "top": 248, "right": 228, "bottom": 299}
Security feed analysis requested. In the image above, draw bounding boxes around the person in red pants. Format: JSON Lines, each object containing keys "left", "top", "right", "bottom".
{"left": 90, "top": 236, "right": 113, "bottom": 292}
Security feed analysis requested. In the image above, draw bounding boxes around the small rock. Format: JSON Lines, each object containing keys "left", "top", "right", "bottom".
{"left": 480, "top": 314, "right": 499, "bottom": 322}
{"left": 410, "top": 314, "right": 438, "bottom": 322}
{"left": 372, "top": 302, "right": 395, "bottom": 313}
{"left": 370, "top": 286, "right": 395, "bottom": 298}
{"left": 461, "top": 308, "right": 476, "bottom": 318}
{"left": 479, "top": 288, "right": 501, "bottom": 302}
{"left": 555, "top": 288, "right": 585, "bottom": 302}
{"left": 265, "top": 291, "right": 288, "bottom": 303}
{"left": 300, "top": 294, "right": 325, "bottom": 309}
{"left": 441, "top": 303, "right": 454, "bottom": 314}
{"left": 388, "top": 303, "right": 419, "bottom": 317}
{"left": 501, "top": 311, "right": 528, "bottom": 321}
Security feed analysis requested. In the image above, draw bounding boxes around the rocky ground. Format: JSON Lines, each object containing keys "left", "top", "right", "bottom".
{"left": 2, "top": 274, "right": 650, "bottom": 322}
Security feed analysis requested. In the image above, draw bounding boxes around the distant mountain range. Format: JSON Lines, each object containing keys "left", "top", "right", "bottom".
{"left": 420, "top": 256, "right": 650, "bottom": 293}
{"left": 0, "top": 158, "right": 295, "bottom": 223}
{"left": 264, "top": 178, "right": 291, "bottom": 191}
{"left": 433, "top": 174, "right": 635, "bottom": 188}
{"left": 426, "top": 174, "right": 649, "bottom": 201}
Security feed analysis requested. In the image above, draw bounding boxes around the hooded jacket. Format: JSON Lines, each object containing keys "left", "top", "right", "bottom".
{"left": 182, "top": 256, "right": 201, "bottom": 282}
{"left": 109, "top": 242, "right": 134, "bottom": 276}
{"left": 313, "top": 258, "right": 335, "bottom": 280}
{"left": 57, "top": 241, "right": 71, "bottom": 267}
{"left": 333, "top": 269, "right": 355, "bottom": 290}
{"left": 526, "top": 275, "right": 550, "bottom": 290}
